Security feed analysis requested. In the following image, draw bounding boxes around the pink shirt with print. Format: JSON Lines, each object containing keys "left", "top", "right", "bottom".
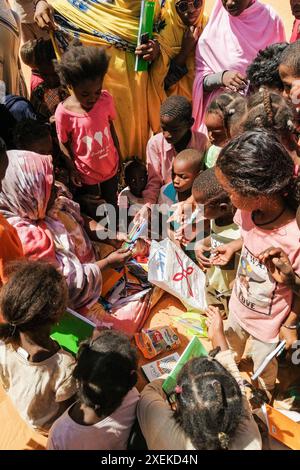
{"left": 55, "top": 90, "right": 119, "bottom": 185}
{"left": 142, "top": 131, "right": 208, "bottom": 204}
{"left": 229, "top": 210, "right": 300, "bottom": 343}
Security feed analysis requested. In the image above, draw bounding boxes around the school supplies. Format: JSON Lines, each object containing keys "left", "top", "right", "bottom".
{"left": 50, "top": 308, "right": 95, "bottom": 355}
{"left": 173, "top": 313, "right": 208, "bottom": 338}
{"left": 262, "top": 403, "right": 300, "bottom": 450}
{"left": 135, "top": 326, "right": 181, "bottom": 359}
{"left": 148, "top": 239, "right": 208, "bottom": 311}
{"left": 141, "top": 353, "right": 180, "bottom": 382}
{"left": 135, "top": 1, "right": 156, "bottom": 72}
{"left": 122, "top": 220, "right": 148, "bottom": 250}
{"left": 252, "top": 340, "right": 286, "bottom": 381}
{"left": 162, "top": 336, "right": 208, "bottom": 395}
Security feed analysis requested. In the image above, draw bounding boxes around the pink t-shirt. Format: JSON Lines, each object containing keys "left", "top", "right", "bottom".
{"left": 55, "top": 90, "right": 119, "bottom": 185}
{"left": 229, "top": 209, "right": 300, "bottom": 343}
{"left": 142, "top": 131, "right": 208, "bottom": 204}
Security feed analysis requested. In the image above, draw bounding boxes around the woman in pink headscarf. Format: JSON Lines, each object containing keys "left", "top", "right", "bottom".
{"left": 0, "top": 150, "right": 130, "bottom": 311}
{"left": 192, "top": 0, "right": 286, "bottom": 131}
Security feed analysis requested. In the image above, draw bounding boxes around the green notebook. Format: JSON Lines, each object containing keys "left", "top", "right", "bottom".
{"left": 50, "top": 308, "right": 95, "bottom": 356}
{"left": 135, "top": 0, "right": 156, "bottom": 72}
{"left": 162, "top": 336, "right": 208, "bottom": 395}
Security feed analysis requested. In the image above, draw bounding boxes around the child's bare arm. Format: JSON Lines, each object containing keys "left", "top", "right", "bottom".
{"left": 59, "top": 139, "right": 82, "bottom": 187}
{"left": 280, "top": 294, "right": 300, "bottom": 349}
{"left": 109, "top": 120, "right": 122, "bottom": 171}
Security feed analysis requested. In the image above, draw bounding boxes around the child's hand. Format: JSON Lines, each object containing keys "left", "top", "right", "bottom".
{"left": 133, "top": 203, "right": 151, "bottom": 224}
{"left": 34, "top": 0, "right": 57, "bottom": 30}
{"left": 206, "top": 306, "right": 228, "bottom": 351}
{"left": 258, "top": 247, "right": 295, "bottom": 286}
{"left": 210, "top": 244, "right": 235, "bottom": 266}
{"left": 195, "top": 243, "right": 212, "bottom": 271}
{"left": 279, "top": 325, "right": 298, "bottom": 350}
{"left": 135, "top": 39, "right": 160, "bottom": 62}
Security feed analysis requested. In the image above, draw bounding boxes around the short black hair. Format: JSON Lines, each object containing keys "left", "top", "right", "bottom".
{"left": 0, "top": 261, "right": 68, "bottom": 342}
{"left": 73, "top": 330, "right": 138, "bottom": 417}
{"left": 279, "top": 40, "right": 300, "bottom": 76}
{"left": 174, "top": 356, "right": 243, "bottom": 450}
{"left": 247, "top": 42, "right": 288, "bottom": 91}
{"left": 55, "top": 40, "right": 110, "bottom": 88}
{"left": 193, "top": 167, "right": 229, "bottom": 205}
{"left": 13, "top": 119, "right": 51, "bottom": 149}
{"left": 175, "top": 148, "right": 204, "bottom": 173}
{"left": 160, "top": 95, "right": 192, "bottom": 122}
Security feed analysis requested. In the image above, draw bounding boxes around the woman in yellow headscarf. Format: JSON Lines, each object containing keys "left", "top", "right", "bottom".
{"left": 148, "top": 0, "right": 208, "bottom": 134}
{"left": 44, "top": 0, "right": 161, "bottom": 159}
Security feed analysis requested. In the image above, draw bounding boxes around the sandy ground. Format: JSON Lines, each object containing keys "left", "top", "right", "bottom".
{"left": 205, "top": 0, "right": 293, "bottom": 34}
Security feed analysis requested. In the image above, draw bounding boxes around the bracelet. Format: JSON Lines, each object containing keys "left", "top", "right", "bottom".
{"left": 282, "top": 324, "right": 298, "bottom": 330}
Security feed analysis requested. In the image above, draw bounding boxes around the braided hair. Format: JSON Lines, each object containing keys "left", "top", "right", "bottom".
{"left": 160, "top": 96, "right": 192, "bottom": 123}
{"left": 192, "top": 167, "right": 230, "bottom": 206}
{"left": 207, "top": 92, "right": 247, "bottom": 139}
{"left": 174, "top": 356, "right": 243, "bottom": 450}
{"left": 244, "top": 88, "right": 296, "bottom": 134}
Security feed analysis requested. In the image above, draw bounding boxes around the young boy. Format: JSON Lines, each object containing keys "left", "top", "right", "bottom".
{"left": 143, "top": 95, "right": 208, "bottom": 204}
{"left": 192, "top": 168, "right": 241, "bottom": 315}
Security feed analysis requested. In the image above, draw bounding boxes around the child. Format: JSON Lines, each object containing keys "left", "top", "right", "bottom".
{"left": 279, "top": 40, "right": 300, "bottom": 100}
{"left": 203, "top": 93, "right": 247, "bottom": 168}
{"left": 20, "top": 39, "right": 69, "bottom": 122}
{"left": 215, "top": 129, "right": 300, "bottom": 396}
{"left": 118, "top": 158, "right": 148, "bottom": 215}
{"left": 137, "top": 306, "right": 261, "bottom": 450}
{"left": 13, "top": 119, "right": 70, "bottom": 185}
{"left": 142, "top": 95, "right": 208, "bottom": 204}
{"left": 290, "top": 0, "right": 300, "bottom": 42}
{"left": 192, "top": 168, "right": 241, "bottom": 316}
{"left": 47, "top": 330, "right": 139, "bottom": 450}
{"left": 244, "top": 87, "right": 300, "bottom": 167}
{"left": 54, "top": 41, "right": 121, "bottom": 211}
{"left": 246, "top": 43, "right": 288, "bottom": 93}
{"left": 0, "top": 261, "right": 76, "bottom": 433}
{"left": 159, "top": 149, "right": 204, "bottom": 207}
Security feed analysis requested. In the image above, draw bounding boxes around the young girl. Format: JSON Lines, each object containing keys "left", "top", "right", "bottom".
{"left": 279, "top": 40, "right": 300, "bottom": 100}
{"left": 47, "top": 330, "right": 139, "bottom": 450}
{"left": 204, "top": 92, "right": 246, "bottom": 167}
{"left": 54, "top": 41, "right": 122, "bottom": 209}
{"left": 215, "top": 129, "right": 300, "bottom": 396}
{"left": 244, "top": 87, "right": 300, "bottom": 167}
{"left": 118, "top": 158, "right": 148, "bottom": 211}
{"left": 137, "top": 306, "right": 261, "bottom": 450}
{"left": 246, "top": 43, "right": 288, "bottom": 93}
{"left": 0, "top": 261, "right": 76, "bottom": 433}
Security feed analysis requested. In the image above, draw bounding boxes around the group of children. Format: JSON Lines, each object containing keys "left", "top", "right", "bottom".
{"left": 1, "top": 2, "right": 300, "bottom": 452}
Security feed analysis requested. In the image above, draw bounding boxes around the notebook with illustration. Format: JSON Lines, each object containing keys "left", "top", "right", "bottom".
{"left": 162, "top": 336, "right": 207, "bottom": 395}
{"left": 50, "top": 308, "right": 95, "bottom": 356}
{"left": 262, "top": 403, "right": 300, "bottom": 450}
{"left": 141, "top": 352, "right": 181, "bottom": 382}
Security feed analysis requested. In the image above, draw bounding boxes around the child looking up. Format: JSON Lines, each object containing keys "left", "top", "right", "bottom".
{"left": 204, "top": 93, "right": 247, "bottom": 168}
{"left": 47, "top": 330, "right": 139, "bottom": 450}
{"left": 137, "top": 306, "right": 261, "bottom": 450}
{"left": 119, "top": 158, "right": 148, "bottom": 208}
{"left": 192, "top": 168, "right": 240, "bottom": 315}
{"left": 0, "top": 261, "right": 76, "bottom": 433}
{"left": 244, "top": 87, "right": 300, "bottom": 167}
{"left": 142, "top": 95, "right": 207, "bottom": 204}
{"left": 215, "top": 129, "right": 300, "bottom": 396}
{"left": 20, "top": 39, "right": 69, "bottom": 122}
{"left": 246, "top": 43, "right": 288, "bottom": 93}
{"left": 54, "top": 42, "right": 122, "bottom": 209}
